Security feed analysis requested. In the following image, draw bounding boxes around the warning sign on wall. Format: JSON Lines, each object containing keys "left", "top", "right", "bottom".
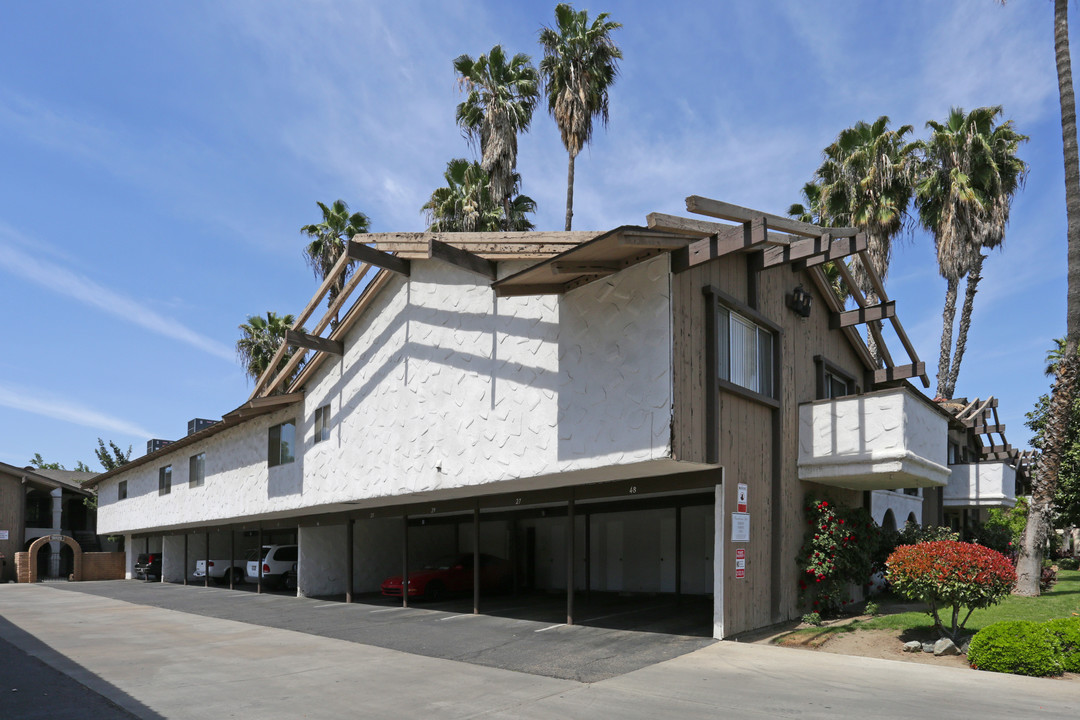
{"left": 737, "top": 483, "right": 748, "bottom": 513}
{"left": 735, "top": 548, "right": 746, "bottom": 579}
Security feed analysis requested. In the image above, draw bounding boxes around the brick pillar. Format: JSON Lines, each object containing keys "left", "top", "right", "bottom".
{"left": 14, "top": 552, "right": 30, "bottom": 583}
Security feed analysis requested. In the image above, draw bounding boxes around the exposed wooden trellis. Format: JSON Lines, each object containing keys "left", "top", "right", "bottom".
{"left": 259, "top": 195, "right": 932, "bottom": 400}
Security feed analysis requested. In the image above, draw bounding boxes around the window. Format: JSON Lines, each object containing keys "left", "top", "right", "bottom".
{"left": 313, "top": 404, "right": 331, "bottom": 444}
{"left": 189, "top": 453, "right": 205, "bottom": 488}
{"left": 814, "top": 356, "right": 855, "bottom": 400}
{"left": 717, "top": 305, "right": 775, "bottom": 397}
{"left": 158, "top": 466, "right": 172, "bottom": 496}
{"left": 118, "top": 480, "right": 127, "bottom": 500}
{"left": 268, "top": 420, "right": 296, "bottom": 467}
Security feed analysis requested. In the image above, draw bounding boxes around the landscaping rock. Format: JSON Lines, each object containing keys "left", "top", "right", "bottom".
{"left": 933, "top": 638, "right": 961, "bottom": 656}
{"left": 922, "top": 642, "right": 936, "bottom": 653}
{"left": 903, "top": 641, "right": 923, "bottom": 653}
{"left": 959, "top": 637, "right": 972, "bottom": 654}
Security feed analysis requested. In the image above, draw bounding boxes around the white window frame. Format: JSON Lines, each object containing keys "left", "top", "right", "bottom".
{"left": 268, "top": 420, "right": 296, "bottom": 467}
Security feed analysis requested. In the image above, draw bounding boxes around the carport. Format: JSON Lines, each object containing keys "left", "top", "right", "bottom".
{"left": 297, "top": 469, "right": 721, "bottom": 634}
{"left": 133, "top": 520, "right": 297, "bottom": 594}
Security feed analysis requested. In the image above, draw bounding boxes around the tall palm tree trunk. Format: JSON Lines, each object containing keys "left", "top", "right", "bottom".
{"left": 1018, "top": 0, "right": 1080, "bottom": 595}
{"left": 937, "top": 278, "right": 959, "bottom": 398}
{"left": 565, "top": 151, "right": 576, "bottom": 231}
{"left": 944, "top": 255, "right": 983, "bottom": 399}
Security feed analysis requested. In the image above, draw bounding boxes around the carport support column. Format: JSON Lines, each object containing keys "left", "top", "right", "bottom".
{"left": 257, "top": 527, "right": 263, "bottom": 594}
{"left": 204, "top": 532, "right": 210, "bottom": 588}
{"left": 675, "top": 502, "right": 683, "bottom": 602}
{"left": 183, "top": 534, "right": 188, "bottom": 586}
{"left": 585, "top": 512, "right": 591, "bottom": 604}
{"left": 567, "top": 493, "right": 575, "bottom": 626}
{"left": 346, "top": 519, "right": 354, "bottom": 604}
{"left": 402, "top": 514, "right": 409, "bottom": 608}
{"left": 229, "top": 530, "right": 235, "bottom": 590}
{"left": 473, "top": 501, "right": 480, "bottom": 615}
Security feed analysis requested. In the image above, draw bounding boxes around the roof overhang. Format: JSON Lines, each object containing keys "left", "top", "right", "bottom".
{"left": 0, "top": 461, "right": 94, "bottom": 496}
{"left": 491, "top": 226, "right": 695, "bottom": 297}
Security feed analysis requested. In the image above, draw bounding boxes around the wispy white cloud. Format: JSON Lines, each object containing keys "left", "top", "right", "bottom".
{"left": 0, "top": 225, "right": 234, "bottom": 362}
{"left": 0, "top": 383, "right": 155, "bottom": 439}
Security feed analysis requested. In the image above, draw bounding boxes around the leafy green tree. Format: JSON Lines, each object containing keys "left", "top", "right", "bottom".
{"left": 539, "top": 3, "right": 622, "bottom": 231}
{"left": 237, "top": 312, "right": 302, "bottom": 387}
{"left": 915, "top": 106, "right": 1027, "bottom": 399}
{"left": 301, "top": 199, "right": 370, "bottom": 315}
{"left": 423, "top": 158, "right": 535, "bottom": 232}
{"left": 28, "top": 453, "right": 64, "bottom": 470}
{"left": 454, "top": 45, "right": 539, "bottom": 230}
{"left": 94, "top": 439, "right": 131, "bottom": 472}
{"left": 1026, "top": 340, "right": 1080, "bottom": 531}
{"left": 815, "top": 117, "right": 917, "bottom": 363}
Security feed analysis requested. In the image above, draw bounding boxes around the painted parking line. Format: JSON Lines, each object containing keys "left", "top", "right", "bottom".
{"left": 312, "top": 603, "right": 349, "bottom": 609}
{"left": 534, "top": 624, "right": 565, "bottom": 633}
{"left": 370, "top": 607, "right": 410, "bottom": 613}
{"left": 437, "top": 613, "right": 476, "bottom": 621}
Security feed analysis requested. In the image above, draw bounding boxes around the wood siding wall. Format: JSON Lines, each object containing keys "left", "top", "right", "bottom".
{"left": 673, "top": 252, "right": 865, "bottom": 636}
{"left": 0, "top": 472, "right": 25, "bottom": 582}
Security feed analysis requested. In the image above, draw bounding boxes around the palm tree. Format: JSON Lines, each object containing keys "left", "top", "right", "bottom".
{"left": 454, "top": 46, "right": 539, "bottom": 230}
{"left": 1015, "top": 0, "right": 1080, "bottom": 596}
{"left": 915, "top": 106, "right": 1027, "bottom": 400}
{"left": 422, "top": 158, "right": 536, "bottom": 232}
{"left": 539, "top": 4, "right": 622, "bottom": 231}
{"left": 788, "top": 181, "right": 848, "bottom": 302}
{"left": 301, "top": 199, "right": 370, "bottom": 313}
{"left": 236, "top": 312, "right": 302, "bottom": 387}
{"left": 815, "top": 117, "right": 917, "bottom": 361}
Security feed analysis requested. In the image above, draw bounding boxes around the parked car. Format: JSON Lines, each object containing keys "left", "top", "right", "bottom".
{"left": 380, "top": 553, "right": 512, "bottom": 601}
{"left": 245, "top": 545, "right": 298, "bottom": 589}
{"left": 193, "top": 558, "right": 246, "bottom": 586}
{"left": 133, "top": 553, "right": 161, "bottom": 582}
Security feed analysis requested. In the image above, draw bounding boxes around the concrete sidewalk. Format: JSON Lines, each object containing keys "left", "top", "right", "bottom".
{"left": 0, "top": 583, "right": 1076, "bottom": 719}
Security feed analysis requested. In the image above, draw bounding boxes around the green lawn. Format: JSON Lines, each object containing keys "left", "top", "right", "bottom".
{"left": 780, "top": 569, "right": 1080, "bottom": 642}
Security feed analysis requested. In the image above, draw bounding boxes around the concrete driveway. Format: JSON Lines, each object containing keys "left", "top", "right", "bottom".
{"left": 0, "top": 583, "right": 1076, "bottom": 720}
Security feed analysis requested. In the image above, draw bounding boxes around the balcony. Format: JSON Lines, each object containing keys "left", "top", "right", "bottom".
{"left": 798, "top": 387, "right": 950, "bottom": 491}
{"left": 944, "top": 462, "right": 1017, "bottom": 508}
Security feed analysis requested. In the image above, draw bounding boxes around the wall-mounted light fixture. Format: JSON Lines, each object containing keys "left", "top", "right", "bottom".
{"left": 787, "top": 285, "right": 813, "bottom": 318}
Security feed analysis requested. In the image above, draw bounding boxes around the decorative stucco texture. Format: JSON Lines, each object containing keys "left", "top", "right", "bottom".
{"left": 97, "top": 256, "right": 673, "bottom": 536}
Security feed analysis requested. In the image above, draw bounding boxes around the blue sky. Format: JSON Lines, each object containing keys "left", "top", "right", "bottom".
{"left": 0, "top": 1, "right": 1068, "bottom": 469}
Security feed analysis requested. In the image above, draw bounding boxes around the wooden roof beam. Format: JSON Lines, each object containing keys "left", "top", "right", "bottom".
{"left": 970, "top": 423, "right": 1006, "bottom": 435}
{"left": 551, "top": 261, "right": 622, "bottom": 276}
{"left": 806, "top": 264, "right": 876, "bottom": 371}
{"left": 872, "top": 362, "right": 926, "bottom": 384}
{"left": 791, "top": 235, "right": 868, "bottom": 271}
{"left": 685, "top": 195, "right": 859, "bottom": 239}
{"left": 347, "top": 240, "right": 410, "bottom": 276}
{"left": 430, "top": 239, "right": 496, "bottom": 280}
{"left": 285, "top": 329, "right": 343, "bottom": 356}
{"left": 494, "top": 283, "right": 571, "bottom": 297}
{"left": 830, "top": 302, "right": 896, "bottom": 329}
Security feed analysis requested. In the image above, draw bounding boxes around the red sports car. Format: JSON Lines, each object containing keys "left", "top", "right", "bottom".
{"left": 381, "top": 553, "right": 512, "bottom": 600}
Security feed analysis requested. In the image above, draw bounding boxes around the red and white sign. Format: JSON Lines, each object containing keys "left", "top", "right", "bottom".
{"left": 737, "top": 483, "right": 748, "bottom": 513}
{"left": 735, "top": 548, "right": 746, "bottom": 579}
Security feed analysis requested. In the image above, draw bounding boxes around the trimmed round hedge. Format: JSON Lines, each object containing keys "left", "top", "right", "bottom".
{"left": 1043, "top": 617, "right": 1080, "bottom": 673}
{"left": 967, "top": 621, "right": 1063, "bottom": 677}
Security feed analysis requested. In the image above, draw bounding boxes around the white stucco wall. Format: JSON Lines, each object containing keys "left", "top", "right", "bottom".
{"left": 96, "top": 255, "right": 673, "bottom": 535}
{"left": 797, "top": 388, "right": 950, "bottom": 489}
{"left": 870, "top": 490, "right": 923, "bottom": 530}
{"left": 97, "top": 406, "right": 301, "bottom": 534}
{"left": 298, "top": 524, "right": 345, "bottom": 597}
{"left": 944, "top": 462, "right": 1017, "bottom": 508}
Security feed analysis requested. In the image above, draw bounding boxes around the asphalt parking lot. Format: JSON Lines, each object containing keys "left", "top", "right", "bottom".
{"left": 50, "top": 580, "right": 714, "bottom": 682}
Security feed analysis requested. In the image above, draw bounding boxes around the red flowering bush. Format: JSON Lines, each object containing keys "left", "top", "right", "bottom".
{"left": 797, "top": 497, "right": 879, "bottom": 614}
{"left": 886, "top": 540, "right": 1016, "bottom": 641}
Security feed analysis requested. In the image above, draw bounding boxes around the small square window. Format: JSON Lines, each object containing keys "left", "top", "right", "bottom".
{"left": 158, "top": 466, "right": 172, "bottom": 496}
{"left": 118, "top": 480, "right": 127, "bottom": 501}
{"left": 314, "top": 404, "right": 331, "bottom": 444}
{"left": 189, "top": 453, "right": 205, "bottom": 488}
{"left": 718, "top": 305, "right": 775, "bottom": 397}
{"left": 268, "top": 420, "right": 296, "bottom": 467}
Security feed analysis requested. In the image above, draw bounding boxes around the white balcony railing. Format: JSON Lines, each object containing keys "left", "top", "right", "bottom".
{"left": 944, "top": 462, "right": 1017, "bottom": 508}
{"left": 798, "top": 387, "right": 950, "bottom": 491}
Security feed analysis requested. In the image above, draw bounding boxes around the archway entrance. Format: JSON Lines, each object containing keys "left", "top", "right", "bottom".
{"left": 26, "top": 534, "right": 82, "bottom": 582}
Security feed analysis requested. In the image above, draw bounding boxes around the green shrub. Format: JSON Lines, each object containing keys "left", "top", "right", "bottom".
{"left": 886, "top": 541, "right": 1015, "bottom": 641}
{"left": 1059, "top": 557, "right": 1080, "bottom": 571}
{"left": 864, "top": 600, "right": 880, "bottom": 616}
{"left": 967, "top": 621, "right": 1063, "bottom": 677}
{"left": 801, "top": 612, "right": 823, "bottom": 627}
{"left": 1043, "top": 617, "right": 1080, "bottom": 672}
